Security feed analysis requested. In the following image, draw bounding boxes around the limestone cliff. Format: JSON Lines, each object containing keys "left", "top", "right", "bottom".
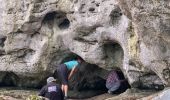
{"left": 0, "top": 0, "right": 169, "bottom": 90}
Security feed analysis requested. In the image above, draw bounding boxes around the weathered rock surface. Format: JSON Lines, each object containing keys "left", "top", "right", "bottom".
{"left": 0, "top": 0, "right": 169, "bottom": 94}
{"left": 141, "top": 88, "right": 170, "bottom": 100}
{"left": 118, "top": 0, "right": 170, "bottom": 88}
{"left": 107, "top": 88, "right": 170, "bottom": 100}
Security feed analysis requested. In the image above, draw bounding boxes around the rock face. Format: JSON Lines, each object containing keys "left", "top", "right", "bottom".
{"left": 0, "top": 0, "right": 169, "bottom": 92}
{"left": 118, "top": 0, "right": 170, "bottom": 88}
{"left": 141, "top": 88, "right": 170, "bottom": 100}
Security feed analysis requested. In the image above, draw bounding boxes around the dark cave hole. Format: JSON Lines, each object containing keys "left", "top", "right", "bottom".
{"left": 110, "top": 6, "right": 122, "bottom": 25}
{"left": 138, "top": 73, "right": 165, "bottom": 91}
{"left": 43, "top": 11, "right": 56, "bottom": 21}
{"left": 71, "top": 64, "right": 107, "bottom": 91}
{"left": 69, "top": 63, "right": 108, "bottom": 99}
{"left": 103, "top": 42, "right": 130, "bottom": 94}
{"left": 69, "top": 63, "right": 130, "bottom": 98}
{"left": 43, "top": 11, "right": 70, "bottom": 30}
{"left": 89, "top": 7, "right": 95, "bottom": 12}
{"left": 0, "top": 35, "right": 6, "bottom": 47}
{"left": 0, "top": 35, "right": 6, "bottom": 55}
{"left": 52, "top": 53, "right": 108, "bottom": 98}
{"left": 96, "top": 3, "right": 100, "bottom": 7}
{"left": 108, "top": 69, "right": 131, "bottom": 94}
{"left": 110, "top": 7, "right": 122, "bottom": 18}
{"left": 0, "top": 72, "right": 19, "bottom": 87}
{"left": 52, "top": 50, "right": 129, "bottom": 98}
{"left": 58, "top": 18, "right": 70, "bottom": 29}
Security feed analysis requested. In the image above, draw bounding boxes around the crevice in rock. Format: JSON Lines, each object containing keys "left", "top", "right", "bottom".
{"left": 0, "top": 36, "right": 6, "bottom": 47}
{"left": 6, "top": 49, "right": 36, "bottom": 62}
{"left": 79, "top": 4, "right": 86, "bottom": 13}
{"left": 96, "top": 3, "right": 100, "bottom": 7}
{"left": 0, "top": 35, "right": 6, "bottom": 55}
{"left": 17, "top": 49, "right": 35, "bottom": 59}
{"left": 0, "top": 35, "right": 6, "bottom": 46}
{"left": 138, "top": 73, "right": 165, "bottom": 90}
{"left": 0, "top": 72, "right": 19, "bottom": 87}
{"left": 89, "top": 7, "right": 95, "bottom": 12}
{"left": 108, "top": 69, "right": 131, "bottom": 94}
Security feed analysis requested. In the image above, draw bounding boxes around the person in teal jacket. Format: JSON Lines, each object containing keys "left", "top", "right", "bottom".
{"left": 56, "top": 57, "right": 83, "bottom": 99}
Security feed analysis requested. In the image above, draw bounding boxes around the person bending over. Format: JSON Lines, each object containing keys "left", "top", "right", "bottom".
{"left": 56, "top": 57, "right": 83, "bottom": 99}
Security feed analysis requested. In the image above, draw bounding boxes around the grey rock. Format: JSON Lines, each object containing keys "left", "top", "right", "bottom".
{"left": 0, "top": 0, "right": 169, "bottom": 92}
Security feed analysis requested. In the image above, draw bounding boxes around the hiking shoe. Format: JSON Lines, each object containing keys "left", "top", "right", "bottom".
{"left": 64, "top": 96, "right": 68, "bottom": 100}
{"left": 108, "top": 90, "right": 112, "bottom": 94}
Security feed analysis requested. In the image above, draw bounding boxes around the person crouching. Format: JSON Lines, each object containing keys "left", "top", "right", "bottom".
{"left": 39, "top": 77, "right": 64, "bottom": 100}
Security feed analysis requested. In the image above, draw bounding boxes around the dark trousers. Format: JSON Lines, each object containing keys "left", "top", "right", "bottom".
{"left": 57, "top": 64, "right": 69, "bottom": 85}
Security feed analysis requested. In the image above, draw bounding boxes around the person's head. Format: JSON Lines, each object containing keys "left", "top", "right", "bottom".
{"left": 47, "top": 77, "right": 56, "bottom": 83}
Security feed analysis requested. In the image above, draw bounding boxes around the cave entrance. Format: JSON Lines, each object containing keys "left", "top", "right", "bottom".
{"left": 53, "top": 52, "right": 108, "bottom": 99}
{"left": 106, "top": 69, "right": 130, "bottom": 94}
{"left": 103, "top": 42, "right": 130, "bottom": 94}
{"left": 69, "top": 63, "right": 108, "bottom": 99}
{"left": 52, "top": 47, "right": 130, "bottom": 99}
{"left": 0, "top": 72, "right": 19, "bottom": 87}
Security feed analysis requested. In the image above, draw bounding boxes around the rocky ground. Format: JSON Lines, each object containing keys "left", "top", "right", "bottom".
{"left": 0, "top": 87, "right": 38, "bottom": 100}
{"left": 0, "top": 87, "right": 167, "bottom": 100}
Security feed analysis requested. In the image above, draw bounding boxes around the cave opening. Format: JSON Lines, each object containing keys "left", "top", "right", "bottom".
{"left": 52, "top": 53, "right": 108, "bottom": 99}
{"left": 103, "top": 42, "right": 130, "bottom": 94}
{"left": 42, "top": 11, "right": 70, "bottom": 30}
{"left": 43, "top": 11, "right": 56, "bottom": 21}
{"left": 106, "top": 69, "right": 131, "bottom": 94}
{"left": 58, "top": 18, "right": 70, "bottom": 29}
{"left": 0, "top": 72, "right": 19, "bottom": 87}
{"left": 51, "top": 48, "right": 130, "bottom": 99}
